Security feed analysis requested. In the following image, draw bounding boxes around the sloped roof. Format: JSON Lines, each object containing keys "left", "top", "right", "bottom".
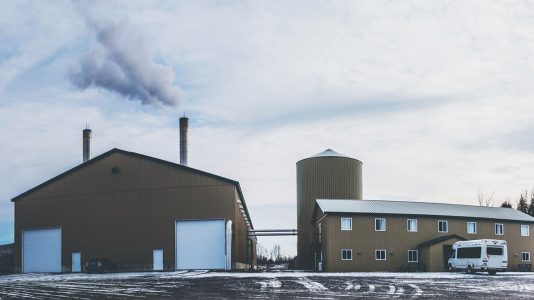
{"left": 418, "top": 234, "right": 466, "bottom": 248}
{"left": 298, "top": 148, "right": 362, "bottom": 164}
{"left": 315, "top": 199, "right": 534, "bottom": 222}
{"left": 10, "top": 148, "right": 254, "bottom": 229}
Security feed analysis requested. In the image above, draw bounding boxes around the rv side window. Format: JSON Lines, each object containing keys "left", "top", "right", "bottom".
{"left": 457, "top": 247, "right": 481, "bottom": 259}
{"left": 487, "top": 246, "right": 503, "bottom": 256}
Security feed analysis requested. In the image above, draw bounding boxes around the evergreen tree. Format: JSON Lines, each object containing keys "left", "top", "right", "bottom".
{"left": 517, "top": 193, "right": 529, "bottom": 213}
{"left": 501, "top": 201, "right": 512, "bottom": 208}
{"left": 528, "top": 194, "right": 534, "bottom": 217}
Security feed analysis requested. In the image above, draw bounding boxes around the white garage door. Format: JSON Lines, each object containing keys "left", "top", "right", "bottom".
{"left": 23, "top": 228, "right": 62, "bottom": 273}
{"left": 176, "top": 220, "right": 225, "bottom": 270}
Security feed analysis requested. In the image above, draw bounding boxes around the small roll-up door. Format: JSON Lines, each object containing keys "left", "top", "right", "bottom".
{"left": 176, "top": 220, "right": 225, "bottom": 270}
{"left": 23, "top": 228, "right": 62, "bottom": 273}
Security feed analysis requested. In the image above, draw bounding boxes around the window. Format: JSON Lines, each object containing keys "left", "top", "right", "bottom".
{"left": 467, "top": 222, "right": 477, "bottom": 234}
{"left": 522, "top": 252, "right": 530, "bottom": 262}
{"left": 375, "top": 218, "right": 386, "bottom": 231}
{"left": 375, "top": 249, "right": 386, "bottom": 260}
{"left": 341, "top": 218, "right": 352, "bottom": 231}
{"left": 495, "top": 223, "right": 504, "bottom": 235}
{"left": 408, "top": 250, "right": 418, "bottom": 262}
{"left": 318, "top": 222, "right": 322, "bottom": 243}
{"left": 487, "top": 247, "right": 503, "bottom": 256}
{"left": 407, "top": 219, "right": 418, "bottom": 232}
{"left": 341, "top": 249, "right": 352, "bottom": 260}
{"left": 457, "top": 247, "right": 481, "bottom": 259}
{"left": 438, "top": 220, "right": 448, "bottom": 233}
{"left": 522, "top": 225, "right": 530, "bottom": 237}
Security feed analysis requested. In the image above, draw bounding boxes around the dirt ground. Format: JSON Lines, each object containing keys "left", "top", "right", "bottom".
{"left": 1, "top": 271, "right": 534, "bottom": 299}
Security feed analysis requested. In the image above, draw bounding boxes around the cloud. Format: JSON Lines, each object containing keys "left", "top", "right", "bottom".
{"left": 70, "top": 16, "right": 183, "bottom": 107}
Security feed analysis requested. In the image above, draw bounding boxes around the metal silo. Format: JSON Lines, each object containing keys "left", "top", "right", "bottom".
{"left": 297, "top": 149, "right": 362, "bottom": 269}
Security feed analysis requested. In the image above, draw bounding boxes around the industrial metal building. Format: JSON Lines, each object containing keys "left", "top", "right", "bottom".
{"left": 297, "top": 149, "right": 534, "bottom": 272}
{"left": 12, "top": 118, "right": 256, "bottom": 273}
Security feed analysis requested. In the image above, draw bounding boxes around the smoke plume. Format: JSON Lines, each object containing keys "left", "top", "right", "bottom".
{"left": 70, "top": 20, "right": 182, "bottom": 106}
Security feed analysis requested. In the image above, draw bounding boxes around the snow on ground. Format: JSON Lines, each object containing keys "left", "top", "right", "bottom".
{"left": 1, "top": 271, "right": 534, "bottom": 283}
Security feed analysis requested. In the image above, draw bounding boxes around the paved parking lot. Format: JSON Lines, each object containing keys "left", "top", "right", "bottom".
{"left": 1, "top": 271, "right": 534, "bottom": 299}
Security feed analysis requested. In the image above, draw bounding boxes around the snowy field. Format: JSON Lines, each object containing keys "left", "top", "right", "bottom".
{"left": 1, "top": 271, "right": 534, "bottom": 299}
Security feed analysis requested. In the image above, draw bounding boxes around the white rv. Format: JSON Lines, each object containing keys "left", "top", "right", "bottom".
{"left": 447, "top": 239, "right": 508, "bottom": 275}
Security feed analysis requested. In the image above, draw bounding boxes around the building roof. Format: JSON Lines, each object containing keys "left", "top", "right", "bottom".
{"left": 418, "top": 234, "right": 466, "bottom": 248}
{"left": 10, "top": 148, "right": 254, "bottom": 229}
{"left": 315, "top": 199, "right": 534, "bottom": 223}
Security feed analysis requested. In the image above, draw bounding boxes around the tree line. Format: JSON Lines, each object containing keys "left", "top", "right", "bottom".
{"left": 498, "top": 190, "right": 534, "bottom": 216}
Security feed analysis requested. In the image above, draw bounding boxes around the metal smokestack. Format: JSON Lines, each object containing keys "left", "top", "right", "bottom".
{"left": 83, "top": 128, "right": 92, "bottom": 162}
{"left": 179, "top": 116, "right": 188, "bottom": 166}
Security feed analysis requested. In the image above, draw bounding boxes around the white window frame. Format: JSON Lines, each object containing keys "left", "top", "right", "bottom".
{"left": 495, "top": 223, "right": 504, "bottom": 235}
{"left": 438, "top": 220, "right": 448, "bottom": 233}
{"left": 407, "top": 219, "right": 418, "bottom": 232}
{"left": 467, "top": 222, "right": 477, "bottom": 234}
{"left": 375, "top": 249, "right": 387, "bottom": 261}
{"left": 341, "top": 218, "right": 352, "bottom": 231}
{"left": 375, "top": 218, "right": 386, "bottom": 231}
{"left": 408, "top": 250, "right": 418, "bottom": 262}
{"left": 341, "top": 249, "right": 353, "bottom": 261}
{"left": 521, "top": 225, "right": 530, "bottom": 237}
{"left": 522, "top": 252, "right": 531, "bottom": 262}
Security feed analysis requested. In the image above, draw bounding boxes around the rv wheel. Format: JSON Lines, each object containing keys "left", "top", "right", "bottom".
{"left": 467, "top": 265, "right": 475, "bottom": 274}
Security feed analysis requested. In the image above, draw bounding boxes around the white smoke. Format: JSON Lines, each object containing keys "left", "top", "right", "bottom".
{"left": 70, "top": 20, "right": 182, "bottom": 107}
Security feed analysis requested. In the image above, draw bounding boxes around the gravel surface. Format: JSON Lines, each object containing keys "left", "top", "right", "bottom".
{"left": 1, "top": 271, "right": 533, "bottom": 299}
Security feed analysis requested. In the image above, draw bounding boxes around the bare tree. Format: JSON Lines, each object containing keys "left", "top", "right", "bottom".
{"left": 478, "top": 188, "right": 495, "bottom": 207}
{"left": 271, "top": 245, "right": 282, "bottom": 262}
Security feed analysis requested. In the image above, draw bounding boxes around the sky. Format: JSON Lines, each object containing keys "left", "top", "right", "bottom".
{"left": 2, "top": 0, "right": 534, "bottom": 256}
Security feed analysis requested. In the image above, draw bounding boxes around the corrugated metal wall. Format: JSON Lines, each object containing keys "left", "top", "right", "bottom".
{"left": 321, "top": 213, "right": 534, "bottom": 272}
{"left": 14, "top": 151, "right": 253, "bottom": 272}
{"left": 296, "top": 156, "right": 362, "bottom": 269}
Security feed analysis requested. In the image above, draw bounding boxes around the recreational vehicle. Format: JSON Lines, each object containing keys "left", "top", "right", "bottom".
{"left": 447, "top": 239, "right": 508, "bottom": 275}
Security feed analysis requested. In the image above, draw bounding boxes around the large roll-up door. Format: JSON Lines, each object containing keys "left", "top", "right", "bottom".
{"left": 176, "top": 220, "right": 225, "bottom": 270}
{"left": 23, "top": 228, "right": 62, "bottom": 273}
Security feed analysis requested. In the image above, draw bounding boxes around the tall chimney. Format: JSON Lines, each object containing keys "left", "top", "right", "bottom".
{"left": 83, "top": 128, "right": 92, "bottom": 162}
{"left": 179, "top": 116, "right": 188, "bottom": 166}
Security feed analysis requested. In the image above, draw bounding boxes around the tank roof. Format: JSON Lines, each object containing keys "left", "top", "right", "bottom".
{"left": 310, "top": 148, "right": 348, "bottom": 158}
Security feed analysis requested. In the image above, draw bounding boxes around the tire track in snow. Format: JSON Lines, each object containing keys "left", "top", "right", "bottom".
{"left": 409, "top": 284, "right": 423, "bottom": 296}
{"left": 344, "top": 281, "right": 361, "bottom": 291}
{"left": 295, "top": 277, "right": 328, "bottom": 291}
{"left": 259, "top": 278, "right": 282, "bottom": 291}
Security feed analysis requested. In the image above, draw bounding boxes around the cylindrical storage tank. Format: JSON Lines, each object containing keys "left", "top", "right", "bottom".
{"left": 297, "top": 149, "right": 362, "bottom": 269}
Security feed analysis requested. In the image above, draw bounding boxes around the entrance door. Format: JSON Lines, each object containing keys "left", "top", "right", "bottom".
{"left": 72, "top": 252, "right": 81, "bottom": 272}
{"left": 153, "top": 249, "right": 163, "bottom": 271}
{"left": 443, "top": 244, "right": 454, "bottom": 270}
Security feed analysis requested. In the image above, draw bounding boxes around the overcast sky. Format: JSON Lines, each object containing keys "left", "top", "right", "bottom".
{"left": 2, "top": 1, "right": 534, "bottom": 255}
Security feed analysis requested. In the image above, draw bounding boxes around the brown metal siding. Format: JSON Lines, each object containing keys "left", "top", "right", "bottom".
{"left": 14, "top": 151, "right": 250, "bottom": 272}
{"left": 297, "top": 156, "right": 362, "bottom": 269}
{"left": 321, "top": 213, "right": 534, "bottom": 272}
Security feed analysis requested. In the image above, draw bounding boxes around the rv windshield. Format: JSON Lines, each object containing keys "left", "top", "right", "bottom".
{"left": 450, "top": 251, "right": 456, "bottom": 259}
{"left": 487, "top": 246, "right": 503, "bottom": 256}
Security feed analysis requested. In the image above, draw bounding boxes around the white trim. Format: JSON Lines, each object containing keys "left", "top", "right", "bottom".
{"left": 521, "top": 225, "right": 530, "bottom": 237}
{"left": 340, "top": 217, "right": 352, "bottom": 231}
{"left": 438, "top": 220, "right": 448, "bottom": 233}
{"left": 375, "top": 218, "right": 386, "bottom": 231}
{"left": 375, "top": 249, "right": 387, "bottom": 261}
{"left": 341, "top": 249, "right": 353, "bottom": 261}
{"left": 495, "top": 223, "right": 504, "bottom": 235}
{"left": 522, "top": 252, "right": 531, "bottom": 262}
{"left": 408, "top": 250, "right": 418, "bottom": 263}
{"left": 467, "top": 221, "right": 477, "bottom": 234}
{"left": 407, "top": 219, "right": 418, "bottom": 232}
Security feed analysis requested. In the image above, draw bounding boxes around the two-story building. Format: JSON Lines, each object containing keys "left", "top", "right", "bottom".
{"left": 312, "top": 199, "right": 534, "bottom": 272}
